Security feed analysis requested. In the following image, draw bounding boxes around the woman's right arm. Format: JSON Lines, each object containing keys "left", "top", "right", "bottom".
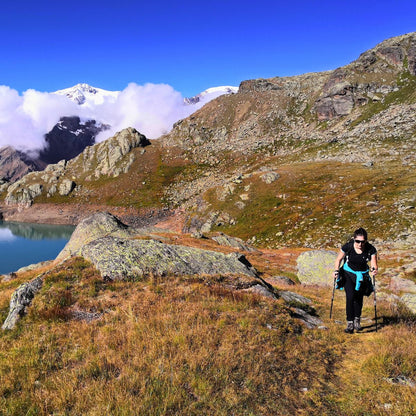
{"left": 333, "top": 250, "right": 346, "bottom": 278}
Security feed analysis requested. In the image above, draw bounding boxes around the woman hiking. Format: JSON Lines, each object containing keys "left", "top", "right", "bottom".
{"left": 334, "top": 227, "right": 378, "bottom": 333}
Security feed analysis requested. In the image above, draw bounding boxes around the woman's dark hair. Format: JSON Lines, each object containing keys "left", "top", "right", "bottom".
{"left": 354, "top": 227, "right": 368, "bottom": 240}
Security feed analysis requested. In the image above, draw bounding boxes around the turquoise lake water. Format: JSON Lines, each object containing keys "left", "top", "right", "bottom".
{"left": 0, "top": 221, "right": 75, "bottom": 275}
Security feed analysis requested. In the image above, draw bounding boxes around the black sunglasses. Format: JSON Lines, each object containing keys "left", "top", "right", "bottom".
{"left": 354, "top": 239, "right": 366, "bottom": 244}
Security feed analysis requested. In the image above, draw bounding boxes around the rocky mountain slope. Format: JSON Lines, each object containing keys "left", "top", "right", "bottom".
{"left": 0, "top": 146, "right": 44, "bottom": 183}
{"left": 0, "top": 116, "right": 108, "bottom": 183}
{"left": 1, "top": 32, "right": 416, "bottom": 249}
{"left": 0, "top": 85, "right": 238, "bottom": 184}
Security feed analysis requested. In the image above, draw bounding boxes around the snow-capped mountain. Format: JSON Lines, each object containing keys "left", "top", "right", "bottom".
{"left": 54, "top": 83, "right": 238, "bottom": 107}
{"left": 184, "top": 86, "right": 239, "bottom": 105}
{"left": 54, "top": 83, "right": 119, "bottom": 107}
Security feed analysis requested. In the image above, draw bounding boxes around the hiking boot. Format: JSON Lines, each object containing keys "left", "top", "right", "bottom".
{"left": 344, "top": 321, "right": 354, "bottom": 334}
{"left": 354, "top": 317, "right": 362, "bottom": 331}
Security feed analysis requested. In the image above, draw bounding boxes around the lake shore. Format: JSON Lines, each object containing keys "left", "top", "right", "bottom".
{"left": 0, "top": 202, "right": 176, "bottom": 228}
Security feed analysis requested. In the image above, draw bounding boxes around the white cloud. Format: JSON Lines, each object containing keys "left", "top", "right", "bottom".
{"left": 0, "top": 228, "right": 16, "bottom": 242}
{"left": 0, "top": 82, "right": 224, "bottom": 154}
{"left": 0, "top": 86, "right": 79, "bottom": 155}
{"left": 88, "top": 83, "right": 193, "bottom": 142}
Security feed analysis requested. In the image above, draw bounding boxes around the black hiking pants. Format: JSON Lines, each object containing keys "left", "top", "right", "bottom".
{"left": 344, "top": 270, "right": 364, "bottom": 321}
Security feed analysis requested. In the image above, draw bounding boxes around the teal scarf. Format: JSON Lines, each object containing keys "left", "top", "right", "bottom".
{"left": 342, "top": 262, "right": 369, "bottom": 291}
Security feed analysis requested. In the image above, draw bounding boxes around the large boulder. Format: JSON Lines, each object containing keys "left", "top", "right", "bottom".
{"left": 80, "top": 236, "right": 258, "bottom": 281}
{"left": 57, "top": 212, "right": 259, "bottom": 281}
{"left": 56, "top": 212, "right": 132, "bottom": 261}
{"left": 296, "top": 250, "right": 337, "bottom": 286}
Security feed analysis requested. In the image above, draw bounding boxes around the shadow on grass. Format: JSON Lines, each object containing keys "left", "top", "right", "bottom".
{"left": 360, "top": 314, "right": 416, "bottom": 333}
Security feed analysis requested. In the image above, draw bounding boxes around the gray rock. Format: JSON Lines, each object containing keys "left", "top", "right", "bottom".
{"left": 400, "top": 293, "right": 416, "bottom": 314}
{"left": 279, "top": 290, "right": 312, "bottom": 305}
{"left": 290, "top": 307, "right": 324, "bottom": 329}
{"left": 80, "top": 236, "right": 258, "bottom": 281}
{"left": 58, "top": 179, "right": 76, "bottom": 196}
{"left": 2, "top": 276, "right": 43, "bottom": 330}
{"left": 389, "top": 276, "right": 416, "bottom": 293}
{"left": 56, "top": 212, "right": 132, "bottom": 261}
{"left": 243, "top": 284, "right": 277, "bottom": 299}
{"left": 58, "top": 212, "right": 259, "bottom": 281}
{"left": 5, "top": 181, "right": 43, "bottom": 207}
{"left": 260, "top": 171, "right": 280, "bottom": 184}
{"left": 212, "top": 233, "right": 257, "bottom": 252}
{"left": 297, "top": 250, "right": 337, "bottom": 286}
{"left": 88, "top": 127, "right": 149, "bottom": 178}
{"left": 267, "top": 275, "right": 296, "bottom": 286}
{"left": 47, "top": 184, "right": 57, "bottom": 197}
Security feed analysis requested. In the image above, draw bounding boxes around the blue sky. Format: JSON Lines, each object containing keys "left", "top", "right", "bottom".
{"left": 0, "top": 0, "right": 415, "bottom": 97}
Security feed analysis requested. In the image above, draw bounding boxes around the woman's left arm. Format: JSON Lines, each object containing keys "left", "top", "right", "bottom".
{"left": 370, "top": 253, "right": 378, "bottom": 275}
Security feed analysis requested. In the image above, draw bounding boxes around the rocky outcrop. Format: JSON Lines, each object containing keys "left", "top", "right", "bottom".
{"left": 315, "top": 33, "right": 416, "bottom": 120}
{"left": 58, "top": 179, "right": 76, "bottom": 196}
{"left": 296, "top": 250, "right": 337, "bottom": 286}
{"left": 4, "top": 128, "right": 150, "bottom": 208}
{"left": 78, "top": 127, "right": 149, "bottom": 179}
{"left": 388, "top": 275, "right": 416, "bottom": 314}
{"left": 2, "top": 275, "right": 43, "bottom": 330}
{"left": 260, "top": 171, "right": 280, "bottom": 184}
{"left": 4, "top": 180, "right": 43, "bottom": 208}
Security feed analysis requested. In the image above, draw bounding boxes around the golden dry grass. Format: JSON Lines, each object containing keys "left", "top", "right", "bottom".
{"left": 1, "top": 253, "right": 416, "bottom": 415}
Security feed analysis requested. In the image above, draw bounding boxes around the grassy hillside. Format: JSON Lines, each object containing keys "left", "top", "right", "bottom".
{"left": 1, "top": 252, "right": 416, "bottom": 415}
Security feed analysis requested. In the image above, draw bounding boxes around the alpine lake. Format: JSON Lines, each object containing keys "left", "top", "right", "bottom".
{"left": 0, "top": 221, "right": 75, "bottom": 275}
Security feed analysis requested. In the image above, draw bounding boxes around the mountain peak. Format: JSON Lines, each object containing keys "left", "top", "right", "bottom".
{"left": 54, "top": 83, "right": 119, "bottom": 106}
{"left": 184, "top": 86, "right": 238, "bottom": 104}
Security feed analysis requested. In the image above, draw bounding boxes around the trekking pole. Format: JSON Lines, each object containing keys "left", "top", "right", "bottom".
{"left": 371, "top": 268, "right": 378, "bottom": 332}
{"left": 330, "top": 275, "right": 336, "bottom": 319}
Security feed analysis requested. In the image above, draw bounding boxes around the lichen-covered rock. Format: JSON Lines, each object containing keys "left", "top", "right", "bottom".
{"left": 80, "top": 236, "right": 258, "bottom": 281}
{"left": 212, "top": 233, "right": 257, "bottom": 252}
{"left": 2, "top": 276, "right": 43, "bottom": 330}
{"left": 296, "top": 250, "right": 337, "bottom": 286}
{"left": 57, "top": 211, "right": 260, "bottom": 281}
{"left": 56, "top": 212, "right": 132, "bottom": 261}
{"left": 400, "top": 293, "right": 416, "bottom": 314}
{"left": 279, "top": 291, "right": 312, "bottom": 305}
